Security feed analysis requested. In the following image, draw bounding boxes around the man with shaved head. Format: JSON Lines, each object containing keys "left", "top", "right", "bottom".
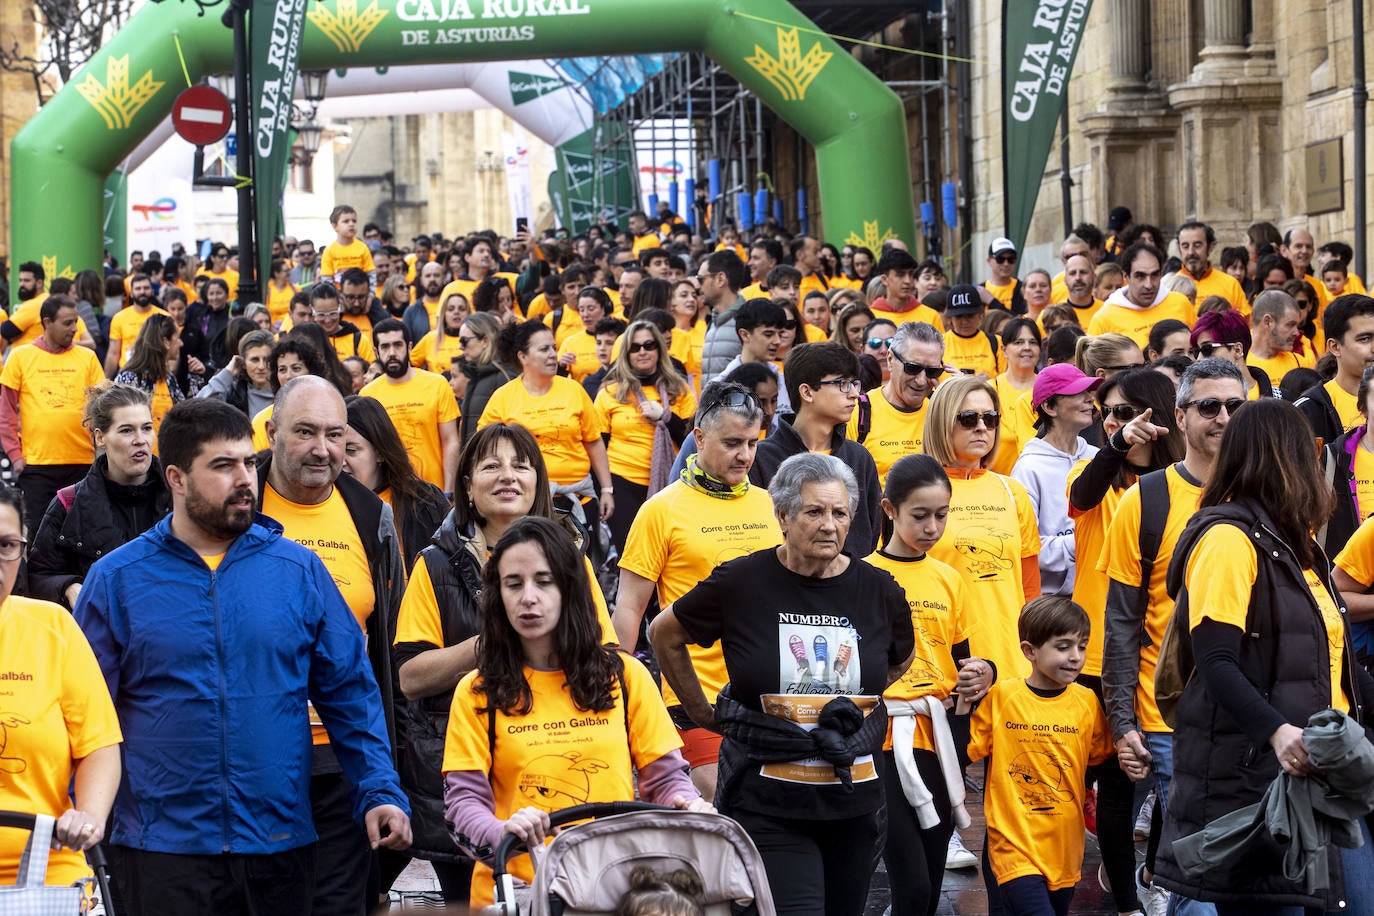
{"left": 261, "top": 375, "right": 408, "bottom": 915}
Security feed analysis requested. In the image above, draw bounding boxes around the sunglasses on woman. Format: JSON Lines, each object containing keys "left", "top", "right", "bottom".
{"left": 627, "top": 339, "right": 659, "bottom": 354}
{"left": 954, "top": 410, "right": 1000, "bottom": 430}
{"left": 1192, "top": 341, "right": 1235, "bottom": 359}
{"left": 866, "top": 337, "right": 893, "bottom": 350}
{"left": 1102, "top": 403, "right": 1141, "bottom": 423}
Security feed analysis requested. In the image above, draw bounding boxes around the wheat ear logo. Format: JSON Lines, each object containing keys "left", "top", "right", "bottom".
{"left": 744, "top": 27, "right": 833, "bottom": 103}
{"left": 309, "top": 0, "right": 389, "bottom": 54}
{"left": 845, "top": 220, "right": 900, "bottom": 251}
{"left": 41, "top": 256, "right": 76, "bottom": 283}
{"left": 75, "top": 55, "right": 164, "bottom": 130}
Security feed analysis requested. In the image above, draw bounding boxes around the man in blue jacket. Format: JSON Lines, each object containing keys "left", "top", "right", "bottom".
{"left": 74, "top": 397, "right": 411, "bottom": 916}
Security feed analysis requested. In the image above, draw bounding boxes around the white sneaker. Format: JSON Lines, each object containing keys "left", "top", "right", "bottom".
{"left": 1134, "top": 788, "right": 1156, "bottom": 840}
{"left": 945, "top": 832, "right": 977, "bottom": 870}
{"left": 1135, "top": 864, "right": 1170, "bottom": 916}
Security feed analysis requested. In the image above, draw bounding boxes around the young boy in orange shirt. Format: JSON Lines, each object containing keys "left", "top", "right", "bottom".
{"left": 969, "top": 596, "right": 1115, "bottom": 916}
{"left": 320, "top": 204, "right": 376, "bottom": 287}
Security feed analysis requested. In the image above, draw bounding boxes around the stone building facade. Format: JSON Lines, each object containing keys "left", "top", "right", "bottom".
{"left": 967, "top": 0, "right": 1368, "bottom": 268}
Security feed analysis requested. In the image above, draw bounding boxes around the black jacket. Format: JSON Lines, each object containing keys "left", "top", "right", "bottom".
{"left": 459, "top": 359, "right": 515, "bottom": 443}
{"left": 181, "top": 302, "right": 231, "bottom": 375}
{"left": 28, "top": 454, "right": 171, "bottom": 607}
{"left": 1154, "top": 499, "right": 1374, "bottom": 908}
{"left": 1296, "top": 381, "right": 1343, "bottom": 446}
{"left": 393, "top": 510, "right": 484, "bottom": 862}
{"left": 395, "top": 481, "right": 449, "bottom": 574}
{"left": 254, "top": 456, "right": 407, "bottom": 755}
{"left": 748, "top": 417, "right": 883, "bottom": 557}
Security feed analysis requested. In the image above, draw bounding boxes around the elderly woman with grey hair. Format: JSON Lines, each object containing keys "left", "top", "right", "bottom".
{"left": 650, "top": 452, "right": 914, "bottom": 916}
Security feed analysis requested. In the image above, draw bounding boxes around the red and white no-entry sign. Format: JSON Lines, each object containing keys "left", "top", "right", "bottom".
{"left": 172, "top": 85, "right": 232, "bottom": 146}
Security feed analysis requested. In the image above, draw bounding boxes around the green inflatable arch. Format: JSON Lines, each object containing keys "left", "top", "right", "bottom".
{"left": 9, "top": 0, "right": 914, "bottom": 287}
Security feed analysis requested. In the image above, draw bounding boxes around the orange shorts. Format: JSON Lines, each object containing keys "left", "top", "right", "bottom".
{"left": 676, "top": 724, "right": 723, "bottom": 768}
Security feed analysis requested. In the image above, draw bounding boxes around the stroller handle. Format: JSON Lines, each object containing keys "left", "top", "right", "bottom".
{"left": 0, "top": 811, "right": 37, "bottom": 830}
{"left": 491, "top": 802, "right": 671, "bottom": 875}
{"left": 0, "top": 809, "right": 109, "bottom": 869}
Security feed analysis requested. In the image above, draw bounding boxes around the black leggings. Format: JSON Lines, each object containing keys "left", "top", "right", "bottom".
{"left": 607, "top": 473, "right": 648, "bottom": 556}
{"left": 881, "top": 749, "right": 954, "bottom": 916}
{"left": 1078, "top": 674, "right": 1141, "bottom": 913}
{"left": 731, "top": 808, "right": 881, "bottom": 916}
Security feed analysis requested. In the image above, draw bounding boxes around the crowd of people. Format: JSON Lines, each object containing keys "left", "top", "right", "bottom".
{"left": 3, "top": 201, "right": 1374, "bottom": 916}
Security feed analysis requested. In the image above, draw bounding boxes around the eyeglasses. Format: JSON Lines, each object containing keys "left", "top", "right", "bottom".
{"left": 814, "top": 377, "right": 862, "bottom": 394}
{"left": 312, "top": 309, "right": 341, "bottom": 319}
{"left": 1184, "top": 397, "right": 1245, "bottom": 419}
{"left": 866, "top": 337, "right": 893, "bottom": 350}
{"left": 1102, "top": 403, "right": 1140, "bottom": 423}
{"left": 780, "top": 320, "right": 798, "bottom": 331}
{"left": 1192, "top": 341, "right": 1236, "bottom": 359}
{"left": 341, "top": 293, "right": 369, "bottom": 304}
{"left": 993, "top": 254, "right": 1017, "bottom": 264}
{"left": 890, "top": 353, "right": 946, "bottom": 381}
{"left": 459, "top": 335, "right": 482, "bottom": 348}
{"left": 954, "top": 410, "right": 1001, "bottom": 430}
{"left": 627, "top": 339, "right": 660, "bottom": 354}
{"left": 0, "top": 537, "right": 26, "bottom": 562}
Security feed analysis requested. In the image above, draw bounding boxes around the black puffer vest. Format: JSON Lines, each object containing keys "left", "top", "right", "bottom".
{"left": 394, "top": 511, "right": 483, "bottom": 862}
{"left": 1154, "top": 499, "right": 1369, "bottom": 909}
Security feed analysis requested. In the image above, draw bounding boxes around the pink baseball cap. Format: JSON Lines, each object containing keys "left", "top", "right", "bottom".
{"left": 1032, "top": 363, "right": 1102, "bottom": 411}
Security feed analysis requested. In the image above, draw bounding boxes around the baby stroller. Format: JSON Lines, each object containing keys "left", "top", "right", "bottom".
{"left": 0, "top": 811, "right": 116, "bottom": 915}
{"left": 488, "top": 802, "right": 775, "bottom": 916}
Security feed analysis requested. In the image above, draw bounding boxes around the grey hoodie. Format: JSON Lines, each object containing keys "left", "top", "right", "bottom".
{"left": 1010, "top": 435, "right": 1098, "bottom": 596}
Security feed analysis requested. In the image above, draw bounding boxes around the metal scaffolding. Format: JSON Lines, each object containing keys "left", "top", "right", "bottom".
{"left": 581, "top": 1, "right": 967, "bottom": 266}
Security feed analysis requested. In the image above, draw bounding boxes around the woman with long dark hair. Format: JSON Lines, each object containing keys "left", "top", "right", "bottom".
{"left": 344, "top": 395, "right": 448, "bottom": 573}
{"left": 392, "top": 424, "right": 620, "bottom": 904}
{"left": 113, "top": 312, "right": 199, "bottom": 434}
{"left": 593, "top": 319, "right": 695, "bottom": 553}
{"left": 441, "top": 515, "right": 702, "bottom": 909}
{"left": 1154, "top": 399, "right": 1374, "bottom": 914}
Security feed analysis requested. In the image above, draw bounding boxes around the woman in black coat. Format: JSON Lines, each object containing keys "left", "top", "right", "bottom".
{"left": 29, "top": 383, "right": 170, "bottom": 608}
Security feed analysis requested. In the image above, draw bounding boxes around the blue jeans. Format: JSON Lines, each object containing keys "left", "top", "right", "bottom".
{"left": 1143, "top": 731, "right": 1174, "bottom": 809}
{"left": 1144, "top": 733, "right": 1218, "bottom": 916}
{"left": 1330, "top": 817, "right": 1374, "bottom": 916}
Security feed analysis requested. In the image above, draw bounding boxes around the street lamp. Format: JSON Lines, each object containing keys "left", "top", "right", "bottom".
{"left": 301, "top": 70, "right": 329, "bottom": 119}
{"left": 295, "top": 121, "right": 324, "bottom": 164}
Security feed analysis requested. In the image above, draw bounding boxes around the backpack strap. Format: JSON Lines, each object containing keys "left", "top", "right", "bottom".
{"left": 551, "top": 307, "right": 564, "bottom": 333}
{"left": 56, "top": 484, "right": 77, "bottom": 512}
{"left": 1136, "top": 469, "right": 1172, "bottom": 646}
{"left": 984, "top": 331, "right": 1002, "bottom": 374}
{"left": 855, "top": 393, "right": 872, "bottom": 444}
